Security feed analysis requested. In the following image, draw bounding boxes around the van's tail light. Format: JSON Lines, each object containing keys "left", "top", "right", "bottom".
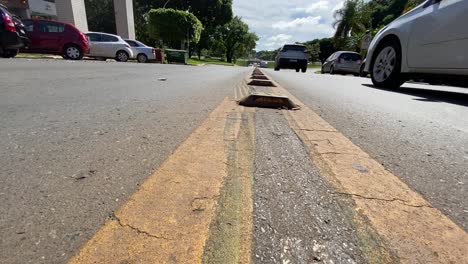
{"left": 152, "top": 48, "right": 156, "bottom": 55}
{"left": 2, "top": 13, "right": 16, "bottom": 32}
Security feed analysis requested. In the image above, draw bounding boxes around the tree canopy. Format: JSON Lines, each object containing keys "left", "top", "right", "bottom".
{"left": 147, "top": 8, "right": 203, "bottom": 45}
{"left": 214, "top": 16, "right": 258, "bottom": 63}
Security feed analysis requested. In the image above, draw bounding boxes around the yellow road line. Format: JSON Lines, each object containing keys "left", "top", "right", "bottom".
{"left": 262, "top": 75, "right": 468, "bottom": 264}
{"left": 68, "top": 97, "right": 250, "bottom": 263}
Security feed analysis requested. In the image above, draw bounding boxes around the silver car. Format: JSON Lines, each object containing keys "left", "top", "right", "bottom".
{"left": 85, "top": 32, "right": 134, "bottom": 62}
{"left": 322, "top": 51, "right": 363, "bottom": 76}
{"left": 124, "top": 39, "right": 156, "bottom": 63}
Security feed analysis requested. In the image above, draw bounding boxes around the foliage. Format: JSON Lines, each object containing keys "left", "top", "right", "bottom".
{"left": 214, "top": 17, "right": 258, "bottom": 63}
{"left": 147, "top": 8, "right": 203, "bottom": 46}
{"left": 134, "top": 0, "right": 233, "bottom": 55}
{"left": 333, "top": 0, "right": 370, "bottom": 39}
{"left": 84, "top": 0, "right": 116, "bottom": 34}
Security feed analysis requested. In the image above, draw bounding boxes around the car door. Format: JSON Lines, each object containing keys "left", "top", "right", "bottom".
{"left": 407, "top": 0, "right": 468, "bottom": 69}
{"left": 100, "top": 34, "right": 119, "bottom": 58}
{"left": 325, "top": 53, "right": 337, "bottom": 71}
{"left": 35, "top": 21, "right": 64, "bottom": 52}
{"left": 86, "top": 33, "right": 102, "bottom": 56}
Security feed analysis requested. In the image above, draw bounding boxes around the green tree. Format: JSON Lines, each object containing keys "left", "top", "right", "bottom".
{"left": 134, "top": 0, "right": 232, "bottom": 56}
{"left": 84, "top": 0, "right": 116, "bottom": 34}
{"left": 214, "top": 16, "right": 258, "bottom": 63}
{"left": 147, "top": 8, "right": 203, "bottom": 48}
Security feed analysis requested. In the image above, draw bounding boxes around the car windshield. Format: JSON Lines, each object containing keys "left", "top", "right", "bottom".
{"left": 340, "top": 53, "right": 362, "bottom": 61}
{"left": 282, "top": 45, "right": 306, "bottom": 52}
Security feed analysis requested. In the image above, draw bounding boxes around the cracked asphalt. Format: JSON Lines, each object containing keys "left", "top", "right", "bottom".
{"left": 252, "top": 109, "right": 370, "bottom": 264}
{"left": 0, "top": 59, "right": 248, "bottom": 264}
{"left": 267, "top": 69, "right": 468, "bottom": 231}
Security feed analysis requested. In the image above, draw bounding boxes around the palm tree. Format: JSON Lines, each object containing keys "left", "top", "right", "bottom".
{"left": 333, "top": 0, "right": 367, "bottom": 40}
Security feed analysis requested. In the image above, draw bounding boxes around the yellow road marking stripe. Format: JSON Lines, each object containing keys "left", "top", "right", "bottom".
{"left": 68, "top": 98, "right": 249, "bottom": 263}
{"left": 261, "top": 76, "right": 468, "bottom": 263}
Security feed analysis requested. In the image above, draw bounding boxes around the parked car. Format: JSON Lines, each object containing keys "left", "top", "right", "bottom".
{"left": 364, "top": 0, "right": 468, "bottom": 88}
{"left": 85, "top": 32, "right": 133, "bottom": 62}
{"left": 274, "top": 44, "right": 308, "bottom": 73}
{"left": 21, "top": 19, "right": 89, "bottom": 60}
{"left": 0, "top": 4, "right": 28, "bottom": 58}
{"left": 321, "top": 51, "right": 363, "bottom": 76}
{"left": 124, "top": 39, "right": 156, "bottom": 63}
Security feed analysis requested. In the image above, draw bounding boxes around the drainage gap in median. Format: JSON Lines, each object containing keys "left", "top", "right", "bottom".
{"left": 248, "top": 79, "right": 276, "bottom": 87}
{"left": 239, "top": 93, "right": 298, "bottom": 110}
{"left": 250, "top": 75, "right": 269, "bottom": 80}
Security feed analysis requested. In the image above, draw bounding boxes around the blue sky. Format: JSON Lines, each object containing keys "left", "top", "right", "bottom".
{"left": 233, "top": 0, "right": 344, "bottom": 51}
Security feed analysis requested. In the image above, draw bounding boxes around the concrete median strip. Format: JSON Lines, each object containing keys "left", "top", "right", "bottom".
{"left": 255, "top": 71, "right": 468, "bottom": 263}
{"left": 68, "top": 95, "right": 254, "bottom": 263}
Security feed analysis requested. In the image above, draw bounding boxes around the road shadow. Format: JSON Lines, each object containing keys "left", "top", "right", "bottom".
{"left": 361, "top": 84, "right": 468, "bottom": 107}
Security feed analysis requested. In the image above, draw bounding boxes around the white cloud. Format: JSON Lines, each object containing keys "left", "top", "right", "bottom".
{"left": 296, "top": 1, "right": 330, "bottom": 14}
{"left": 264, "top": 34, "right": 293, "bottom": 48}
{"left": 272, "top": 16, "right": 321, "bottom": 30}
{"left": 233, "top": 0, "right": 344, "bottom": 50}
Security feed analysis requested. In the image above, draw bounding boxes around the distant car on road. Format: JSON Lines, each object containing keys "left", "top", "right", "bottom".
{"left": 124, "top": 39, "right": 156, "bottom": 63}
{"left": 321, "top": 51, "right": 362, "bottom": 76}
{"left": 260, "top": 60, "right": 268, "bottom": 68}
{"left": 85, "top": 32, "right": 133, "bottom": 62}
{"left": 274, "top": 44, "right": 308, "bottom": 73}
{"left": 365, "top": 0, "right": 468, "bottom": 88}
{"left": 21, "top": 19, "right": 89, "bottom": 60}
{"left": 0, "top": 4, "right": 28, "bottom": 58}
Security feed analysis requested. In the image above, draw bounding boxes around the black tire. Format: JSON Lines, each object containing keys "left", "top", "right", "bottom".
{"left": 274, "top": 67, "right": 280, "bottom": 71}
{"left": 116, "top": 50, "right": 129, "bottom": 62}
{"left": 370, "top": 38, "right": 405, "bottom": 89}
{"left": 295, "top": 68, "right": 300, "bottom": 72}
{"left": 321, "top": 67, "right": 325, "bottom": 74}
{"left": 2, "top": 49, "right": 18, "bottom": 58}
{"left": 301, "top": 67, "right": 307, "bottom": 73}
{"left": 63, "top": 44, "right": 83, "bottom": 60}
{"left": 137, "top": 53, "right": 148, "bottom": 63}
{"left": 330, "top": 66, "right": 335, "bottom": 75}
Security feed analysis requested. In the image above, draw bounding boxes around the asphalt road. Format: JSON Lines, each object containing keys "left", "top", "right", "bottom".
{"left": 0, "top": 59, "right": 248, "bottom": 264}
{"left": 267, "top": 69, "right": 468, "bottom": 231}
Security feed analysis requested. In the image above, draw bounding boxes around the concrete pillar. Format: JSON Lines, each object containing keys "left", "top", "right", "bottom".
{"left": 56, "top": 0, "right": 88, "bottom": 32}
{"left": 113, "top": 0, "right": 135, "bottom": 39}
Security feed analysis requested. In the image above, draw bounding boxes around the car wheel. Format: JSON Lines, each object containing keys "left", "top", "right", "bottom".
{"left": 274, "top": 67, "right": 279, "bottom": 71}
{"left": 137, "top": 54, "right": 148, "bottom": 63}
{"left": 301, "top": 67, "right": 307, "bottom": 73}
{"left": 63, "top": 44, "right": 83, "bottom": 60}
{"left": 116, "top": 51, "right": 129, "bottom": 62}
{"left": 2, "top": 49, "right": 18, "bottom": 58}
{"left": 295, "top": 68, "right": 300, "bottom": 72}
{"left": 321, "top": 67, "right": 325, "bottom": 74}
{"left": 371, "top": 39, "right": 405, "bottom": 89}
{"left": 330, "top": 66, "right": 335, "bottom": 75}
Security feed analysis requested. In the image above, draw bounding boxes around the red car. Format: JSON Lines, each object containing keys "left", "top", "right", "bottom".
{"left": 21, "top": 19, "right": 89, "bottom": 60}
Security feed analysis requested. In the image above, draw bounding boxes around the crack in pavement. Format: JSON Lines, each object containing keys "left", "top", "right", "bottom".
{"left": 330, "top": 192, "right": 434, "bottom": 209}
{"left": 298, "top": 128, "right": 338, "bottom": 133}
{"left": 111, "top": 213, "right": 171, "bottom": 240}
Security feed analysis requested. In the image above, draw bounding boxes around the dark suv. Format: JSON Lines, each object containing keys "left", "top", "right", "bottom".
{"left": 0, "top": 4, "right": 28, "bottom": 58}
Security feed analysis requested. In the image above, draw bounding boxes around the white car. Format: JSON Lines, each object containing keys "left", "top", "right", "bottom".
{"left": 124, "top": 39, "right": 156, "bottom": 63}
{"left": 365, "top": 0, "right": 468, "bottom": 88}
{"left": 85, "top": 32, "right": 134, "bottom": 62}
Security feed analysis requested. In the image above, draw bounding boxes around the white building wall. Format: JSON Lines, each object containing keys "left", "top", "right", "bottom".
{"left": 113, "top": 0, "right": 135, "bottom": 39}
{"left": 55, "top": 0, "right": 88, "bottom": 32}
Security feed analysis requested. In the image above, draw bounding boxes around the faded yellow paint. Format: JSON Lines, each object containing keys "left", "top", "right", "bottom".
{"left": 69, "top": 97, "right": 250, "bottom": 264}
{"left": 261, "top": 76, "right": 468, "bottom": 264}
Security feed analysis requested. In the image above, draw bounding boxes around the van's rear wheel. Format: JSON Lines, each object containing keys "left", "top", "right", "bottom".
{"left": 295, "top": 68, "right": 300, "bottom": 72}
{"left": 371, "top": 39, "right": 405, "bottom": 89}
